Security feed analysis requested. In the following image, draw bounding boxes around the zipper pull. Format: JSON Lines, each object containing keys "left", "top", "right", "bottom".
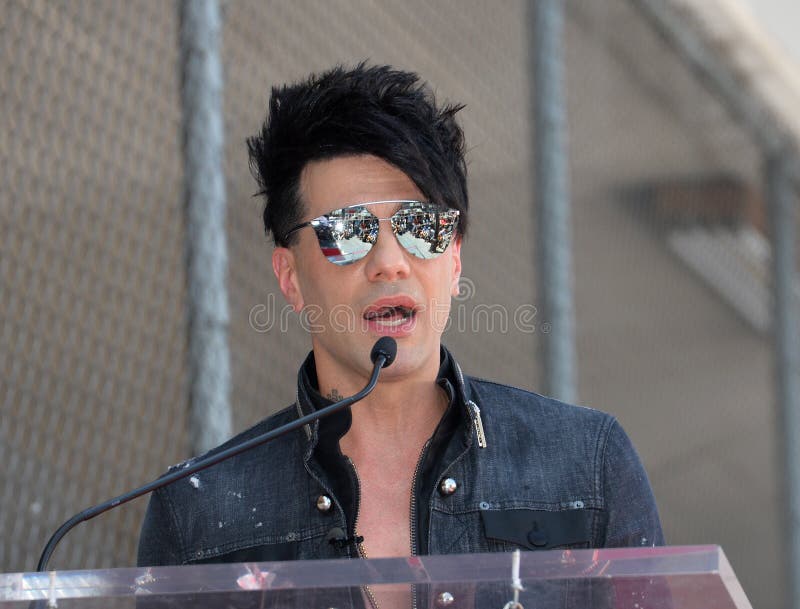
{"left": 467, "top": 400, "right": 487, "bottom": 448}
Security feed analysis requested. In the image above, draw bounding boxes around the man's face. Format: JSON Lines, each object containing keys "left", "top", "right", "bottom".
{"left": 272, "top": 154, "right": 462, "bottom": 388}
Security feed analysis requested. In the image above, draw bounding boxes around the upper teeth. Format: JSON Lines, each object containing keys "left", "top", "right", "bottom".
{"left": 366, "top": 306, "right": 411, "bottom": 321}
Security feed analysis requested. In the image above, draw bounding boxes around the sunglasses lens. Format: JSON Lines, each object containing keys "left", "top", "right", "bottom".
{"left": 309, "top": 202, "right": 459, "bottom": 265}
{"left": 310, "top": 207, "right": 377, "bottom": 265}
{"left": 392, "top": 204, "right": 460, "bottom": 259}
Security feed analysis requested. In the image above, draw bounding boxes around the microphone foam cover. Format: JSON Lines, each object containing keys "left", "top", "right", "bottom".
{"left": 370, "top": 337, "right": 397, "bottom": 368}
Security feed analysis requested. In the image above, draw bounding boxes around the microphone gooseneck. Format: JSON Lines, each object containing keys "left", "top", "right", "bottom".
{"left": 36, "top": 338, "right": 396, "bottom": 572}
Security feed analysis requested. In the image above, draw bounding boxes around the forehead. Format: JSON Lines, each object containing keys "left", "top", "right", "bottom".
{"left": 299, "top": 155, "right": 423, "bottom": 217}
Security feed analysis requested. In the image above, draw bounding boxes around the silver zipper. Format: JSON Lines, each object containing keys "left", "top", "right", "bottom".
{"left": 408, "top": 439, "right": 431, "bottom": 609}
{"left": 409, "top": 440, "right": 430, "bottom": 556}
{"left": 467, "top": 400, "right": 487, "bottom": 448}
{"left": 346, "top": 456, "right": 380, "bottom": 609}
{"left": 345, "top": 455, "right": 363, "bottom": 554}
{"left": 454, "top": 362, "right": 487, "bottom": 448}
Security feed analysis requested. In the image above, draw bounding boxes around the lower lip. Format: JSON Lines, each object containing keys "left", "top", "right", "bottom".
{"left": 364, "top": 313, "right": 418, "bottom": 337}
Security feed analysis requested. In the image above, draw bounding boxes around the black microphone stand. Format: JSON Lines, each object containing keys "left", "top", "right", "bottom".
{"left": 36, "top": 338, "right": 396, "bottom": 572}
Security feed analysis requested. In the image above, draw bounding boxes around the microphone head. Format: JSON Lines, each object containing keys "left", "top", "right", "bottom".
{"left": 370, "top": 337, "right": 397, "bottom": 368}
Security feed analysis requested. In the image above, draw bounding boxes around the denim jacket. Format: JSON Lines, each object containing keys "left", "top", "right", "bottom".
{"left": 137, "top": 346, "right": 663, "bottom": 568}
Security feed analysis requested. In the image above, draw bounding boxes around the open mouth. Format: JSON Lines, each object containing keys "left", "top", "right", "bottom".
{"left": 363, "top": 305, "right": 416, "bottom": 326}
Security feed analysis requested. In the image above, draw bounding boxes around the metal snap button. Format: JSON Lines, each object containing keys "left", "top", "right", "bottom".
{"left": 437, "top": 591, "right": 455, "bottom": 606}
{"left": 316, "top": 494, "right": 333, "bottom": 512}
{"left": 439, "top": 477, "right": 457, "bottom": 496}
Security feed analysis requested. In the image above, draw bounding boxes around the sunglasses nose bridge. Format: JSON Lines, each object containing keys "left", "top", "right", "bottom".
{"left": 364, "top": 217, "right": 412, "bottom": 279}
{"left": 372, "top": 214, "right": 401, "bottom": 236}
{"left": 373, "top": 216, "right": 402, "bottom": 246}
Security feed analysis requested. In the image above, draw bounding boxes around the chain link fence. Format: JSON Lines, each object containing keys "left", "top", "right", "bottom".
{"left": 1, "top": 1, "right": 187, "bottom": 569}
{"left": 1, "top": 2, "right": 797, "bottom": 608}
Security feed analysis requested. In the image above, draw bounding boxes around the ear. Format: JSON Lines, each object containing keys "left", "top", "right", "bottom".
{"left": 450, "top": 236, "right": 463, "bottom": 297}
{"left": 272, "top": 247, "right": 304, "bottom": 312}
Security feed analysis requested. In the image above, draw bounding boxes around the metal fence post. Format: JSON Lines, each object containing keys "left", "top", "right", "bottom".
{"left": 767, "top": 152, "right": 800, "bottom": 609}
{"left": 530, "top": 0, "right": 578, "bottom": 403}
{"left": 179, "top": 0, "right": 232, "bottom": 455}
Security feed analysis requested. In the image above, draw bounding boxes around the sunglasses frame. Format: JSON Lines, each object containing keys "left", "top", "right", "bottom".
{"left": 283, "top": 200, "right": 460, "bottom": 266}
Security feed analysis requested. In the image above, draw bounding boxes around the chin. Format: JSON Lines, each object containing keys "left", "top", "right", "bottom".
{"left": 378, "top": 340, "right": 438, "bottom": 376}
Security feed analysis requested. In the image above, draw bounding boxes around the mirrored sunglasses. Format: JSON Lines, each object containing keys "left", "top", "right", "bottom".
{"left": 283, "top": 200, "right": 460, "bottom": 266}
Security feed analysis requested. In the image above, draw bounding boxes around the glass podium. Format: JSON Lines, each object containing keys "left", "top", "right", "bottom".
{"left": 0, "top": 545, "right": 751, "bottom": 608}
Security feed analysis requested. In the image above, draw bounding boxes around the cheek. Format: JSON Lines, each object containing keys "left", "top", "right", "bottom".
{"left": 426, "top": 268, "right": 457, "bottom": 316}
{"left": 294, "top": 256, "right": 330, "bottom": 305}
{"left": 297, "top": 270, "right": 353, "bottom": 312}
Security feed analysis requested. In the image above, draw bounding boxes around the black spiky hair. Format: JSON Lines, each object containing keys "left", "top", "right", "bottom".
{"left": 247, "top": 63, "right": 468, "bottom": 246}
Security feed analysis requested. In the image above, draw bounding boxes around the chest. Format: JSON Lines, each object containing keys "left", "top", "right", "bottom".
{"left": 353, "top": 469, "right": 417, "bottom": 609}
{"left": 350, "top": 455, "right": 421, "bottom": 559}
{"left": 356, "top": 476, "right": 411, "bottom": 558}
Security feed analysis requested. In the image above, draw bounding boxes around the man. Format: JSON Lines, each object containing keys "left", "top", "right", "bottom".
{"left": 138, "top": 64, "right": 662, "bottom": 573}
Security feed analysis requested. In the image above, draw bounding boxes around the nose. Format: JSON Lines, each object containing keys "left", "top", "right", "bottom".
{"left": 364, "top": 218, "right": 411, "bottom": 282}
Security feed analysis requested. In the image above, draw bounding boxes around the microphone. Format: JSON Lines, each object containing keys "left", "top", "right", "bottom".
{"left": 36, "top": 337, "right": 398, "bottom": 572}
{"left": 370, "top": 336, "right": 397, "bottom": 368}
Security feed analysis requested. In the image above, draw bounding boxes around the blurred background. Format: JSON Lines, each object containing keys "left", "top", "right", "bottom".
{"left": 1, "top": 1, "right": 799, "bottom": 608}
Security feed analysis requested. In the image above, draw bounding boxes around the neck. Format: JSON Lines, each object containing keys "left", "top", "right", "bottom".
{"left": 355, "top": 378, "right": 446, "bottom": 435}
{"left": 340, "top": 378, "right": 448, "bottom": 462}
{"left": 315, "top": 353, "right": 448, "bottom": 454}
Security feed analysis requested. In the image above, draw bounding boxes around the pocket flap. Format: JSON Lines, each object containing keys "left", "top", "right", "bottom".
{"left": 481, "top": 508, "right": 592, "bottom": 550}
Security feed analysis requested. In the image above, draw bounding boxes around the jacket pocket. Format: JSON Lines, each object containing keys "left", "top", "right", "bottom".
{"left": 481, "top": 508, "right": 593, "bottom": 550}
